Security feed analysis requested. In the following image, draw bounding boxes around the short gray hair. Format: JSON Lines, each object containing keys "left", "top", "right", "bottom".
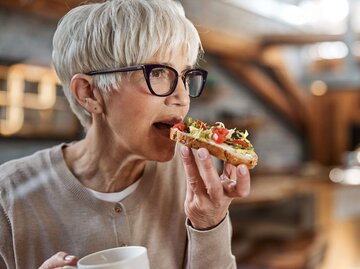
{"left": 52, "top": 0, "right": 202, "bottom": 128}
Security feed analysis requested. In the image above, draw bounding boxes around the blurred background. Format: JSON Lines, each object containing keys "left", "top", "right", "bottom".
{"left": 0, "top": 0, "right": 360, "bottom": 268}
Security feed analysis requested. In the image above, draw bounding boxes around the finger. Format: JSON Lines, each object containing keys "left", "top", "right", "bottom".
{"left": 39, "top": 252, "right": 77, "bottom": 269}
{"left": 223, "top": 162, "right": 237, "bottom": 179}
{"left": 196, "top": 148, "right": 223, "bottom": 201}
{"left": 180, "top": 146, "right": 206, "bottom": 196}
{"left": 222, "top": 164, "right": 251, "bottom": 198}
{"left": 236, "top": 164, "right": 251, "bottom": 196}
{"left": 220, "top": 174, "right": 237, "bottom": 195}
{"left": 221, "top": 163, "right": 238, "bottom": 195}
{"left": 220, "top": 173, "right": 237, "bottom": 193}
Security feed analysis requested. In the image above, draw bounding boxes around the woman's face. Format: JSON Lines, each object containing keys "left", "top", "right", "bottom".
{"left": 101, "top": 50, "right": 191, "bottom": 162}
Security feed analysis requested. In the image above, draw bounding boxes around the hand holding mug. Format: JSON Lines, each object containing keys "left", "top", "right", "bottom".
{"left": 41, "top": 246, "right": 150, "bottom": 269}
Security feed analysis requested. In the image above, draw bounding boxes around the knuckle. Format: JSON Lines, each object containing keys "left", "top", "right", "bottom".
{"left": 39, "top": 252, "right": 67, "bottom": 269}
{"left": 182, "top": 156, "right": 193, "bottom": 165}
{"left": 55, "top": 251, "right": 66, "bottom": 259}
{"left": 200, "top": 158, "right": 213, "bottom": 170}
{"left": 187, "top": 176, "right": 197, "bottom": 184}
{"left": 237, "top": 188, "right": 250, "bottom": 198}
{"left": 206, "top": 186, "right": 220, "bottom": 199}
{"left": 187, "top": 177, "right": 198, "bottom": 189}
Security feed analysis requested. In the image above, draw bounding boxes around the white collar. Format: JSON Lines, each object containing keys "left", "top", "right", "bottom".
{"left": 87, "top": 179, "right": 141, "bottom": 203}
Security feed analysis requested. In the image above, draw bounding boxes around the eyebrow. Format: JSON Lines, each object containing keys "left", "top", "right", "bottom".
{"left": 160, "top": 62, "right": 193, "bottom": 72}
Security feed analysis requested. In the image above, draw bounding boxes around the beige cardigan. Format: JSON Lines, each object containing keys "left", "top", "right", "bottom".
{"left": 0, "top": 144, "right": 236, "bottom": 269}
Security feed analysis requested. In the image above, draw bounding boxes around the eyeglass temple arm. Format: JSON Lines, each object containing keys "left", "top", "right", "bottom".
{"left": 85, "top": 65, "right": 144, "bottom": 76}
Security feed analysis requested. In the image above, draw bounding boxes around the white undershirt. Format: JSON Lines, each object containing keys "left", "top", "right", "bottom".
{"left": 87, "top": 179, "right": 141, "bottom": 203}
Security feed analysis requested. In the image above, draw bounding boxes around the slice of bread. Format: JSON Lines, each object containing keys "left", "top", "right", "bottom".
{"left": 170, "top": 127, "right": 258, "bottom": 169}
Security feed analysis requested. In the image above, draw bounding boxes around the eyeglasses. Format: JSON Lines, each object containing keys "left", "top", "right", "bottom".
{"left": 85, "top": 64, "right": 208, "bottom": 98}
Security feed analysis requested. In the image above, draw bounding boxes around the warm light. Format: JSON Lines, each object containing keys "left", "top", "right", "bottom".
{"left": 2, "top": 67, "right": 25, "bottom": 135}
{"left": 319, "top": 42, "right": 348, "bottom": 59}
{"left": 1, "top": 107, "right": 24, "bottom": 136}
{"left": 330, "top": 167, "right": 360, "bottom": 185}
{"left": 0, "top": 64, "right": 60, "bottom": 136}
{"left": 9, "top": 64, "right": 58, "bottom": 109}
{"left": 310, "top": 80, "right": 328, "bottom": 96}
{"left": 310, "top": 42, "right": 349, "bottom": 60}
{"left": 329, "top": 168, "right": 344, "bottom": 183}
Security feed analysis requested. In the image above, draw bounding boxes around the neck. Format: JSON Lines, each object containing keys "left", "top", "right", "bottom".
{"left": 63, "top": 126, "right": 146, "bottom": 193}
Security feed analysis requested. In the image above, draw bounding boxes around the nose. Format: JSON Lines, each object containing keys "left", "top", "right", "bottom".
{"left": 165, "top": 78, "right": 190, "bottom": 107}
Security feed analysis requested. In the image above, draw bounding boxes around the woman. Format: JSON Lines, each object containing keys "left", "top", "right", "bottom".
{"left": 0, "top": 0, "right": 251, "bottom": 268}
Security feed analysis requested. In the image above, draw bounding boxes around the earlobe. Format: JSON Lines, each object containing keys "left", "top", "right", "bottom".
{"left": 91, "top": 88, "right": 105, "bottom": 114}
{"left": 70, "top": 74, "right": 104, "bottom": 114}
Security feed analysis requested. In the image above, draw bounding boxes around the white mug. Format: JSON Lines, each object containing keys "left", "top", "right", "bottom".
{"left": 63, "top": 246, "right": 150, "bottom": 269}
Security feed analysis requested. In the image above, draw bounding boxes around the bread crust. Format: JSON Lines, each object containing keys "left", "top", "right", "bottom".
{"left": 170, "top": 128, "right": 258, "bottom": 169}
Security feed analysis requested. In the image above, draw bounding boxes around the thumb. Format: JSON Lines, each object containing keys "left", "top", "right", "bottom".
{"left": 39, "top": 252, "right": 77, "bottom": 269}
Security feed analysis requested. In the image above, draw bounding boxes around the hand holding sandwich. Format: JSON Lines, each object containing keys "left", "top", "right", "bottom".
{"left": 180, "top": 146, "right": 250, "bottom": 230}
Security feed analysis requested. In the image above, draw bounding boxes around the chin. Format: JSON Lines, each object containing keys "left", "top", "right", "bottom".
{"left": 151, "top": 140, "right": 176, "bottom": 162}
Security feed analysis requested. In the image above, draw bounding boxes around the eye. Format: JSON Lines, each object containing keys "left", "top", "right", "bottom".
{"left": 150, "top": 68, "right": 168, "bottom": 79}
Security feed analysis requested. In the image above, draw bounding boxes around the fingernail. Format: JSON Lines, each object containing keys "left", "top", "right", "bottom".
{"left": 65, "top": 255, "right": 76, "bottom": 261}
{"left": 238, "top": 164, "right": 248, "bottom": 176}
{"left": 197, "top": 148, "right": 208, "bottom": 160}
{"left": 180, "top": 146, "right": 190, "bottom": 157}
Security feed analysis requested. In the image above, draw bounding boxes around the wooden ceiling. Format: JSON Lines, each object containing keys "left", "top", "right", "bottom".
{"left": 2, "top": 0, "right": 357, "bottom": 164}
{"left": 0, "top": 0, "right": 322, "bottom": 129}
{"left": 0, "top": 0, "right": 84, "bottom": 20}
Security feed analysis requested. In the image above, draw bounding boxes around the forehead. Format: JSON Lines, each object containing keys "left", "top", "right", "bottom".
{"left": 148, "top": 46, "right": 194, "bottom": 69}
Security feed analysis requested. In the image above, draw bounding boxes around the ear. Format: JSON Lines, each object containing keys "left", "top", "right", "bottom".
{"left": 70, "top": 74, "right": 104, "bottom": 114}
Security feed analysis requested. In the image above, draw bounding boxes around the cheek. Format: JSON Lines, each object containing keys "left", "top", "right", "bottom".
{"left": 105, "top": 92, "right": 159, "bottom": 135}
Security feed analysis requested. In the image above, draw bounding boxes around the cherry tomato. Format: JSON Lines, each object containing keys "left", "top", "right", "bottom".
{"left": 197, "top": 120, "right": 207, "bottom": 130}
{"left": 173, "top": 123, "right": 187, "bottom": 132}
{"left": 233, "top": 139, "right": 249, "bottom": 148}
{"left": 211, "top": 127, "right": 229, "bottom": 144}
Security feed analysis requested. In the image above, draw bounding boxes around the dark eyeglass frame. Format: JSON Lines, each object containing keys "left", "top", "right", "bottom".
{"left": 85, "top": 64, "right": 208, "bottom": 98}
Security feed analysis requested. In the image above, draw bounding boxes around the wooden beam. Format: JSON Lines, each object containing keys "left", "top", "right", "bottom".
{"left": 221, "top": 59, "right": 302, "bottom": 129}
{"left": 261, "top": 33, "right": 344, "bottom": 47}
{"left": 0, "top": 0, "right": 82, "bottom": 20}
{"left": 196, "top": 25, "right": 260, "bottom": 60}
{"left": 261, "top": 47, "right": 312, "bottom": 128}
{"left": 261, "top": 47, "right": 307, "bottom": 107}
{"left": 308, "top": 90, "right": 360, "bottom": 165}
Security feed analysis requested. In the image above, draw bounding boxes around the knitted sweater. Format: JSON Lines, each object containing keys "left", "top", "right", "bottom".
{"left": 0, "top": 144, "right": 236, "bottom": 269}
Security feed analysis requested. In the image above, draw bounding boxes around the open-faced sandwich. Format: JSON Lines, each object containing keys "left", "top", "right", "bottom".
{"left": 170, "top": 118, "right": 258, "bottom": 169}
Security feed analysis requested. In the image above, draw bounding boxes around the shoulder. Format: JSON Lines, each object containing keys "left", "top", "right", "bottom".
{"left": 0, "top": 144, "right": 63, "bottom": 187}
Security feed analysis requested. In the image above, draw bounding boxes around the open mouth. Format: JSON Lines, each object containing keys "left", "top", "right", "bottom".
{"left": 153, "top": 122, "right": 174, "bottom": 130}
{"left": 153, "top": 118, "right": 182, "bottom": 138}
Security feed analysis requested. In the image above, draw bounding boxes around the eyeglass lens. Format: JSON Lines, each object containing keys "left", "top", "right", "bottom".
{"left": 185, "top": 71, "right": 204, "bottom": 97}
{"left": 149, "top": 67, "right": 177, "bottom": 96}
{"left": 148, "top": 66, "right": 204, "bottom": 97}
